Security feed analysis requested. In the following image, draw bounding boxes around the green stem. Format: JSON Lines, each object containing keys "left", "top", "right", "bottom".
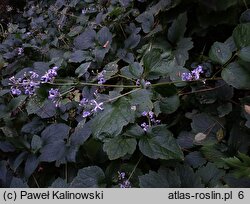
{"left": 110, "top": 74, "right": 137, "bottom": 83}
{"left": 32, "top": 175, "right": 40, "bottom": 188}
{"left": 50, "top": 81, "right": 138, "bottom": 88}
{"left": 212, "top": 53, "right": 237, "bottom": 79}
{"left": 105, "top": 88, "right": 141, "bottom": 103}
{"left": 242, "top": 0, "right": 248, "bottom": 9}
{"left": 128, "top": 155, "right": 143, "bottom": 181}
{"left": 151, "top": 77, "right": 222, "bottom": 87}
{"left": 60, "top": 87, "right": 75, "bottom": 96}
{"left": 65, "top": 163, "right": 68, "bottom": 183}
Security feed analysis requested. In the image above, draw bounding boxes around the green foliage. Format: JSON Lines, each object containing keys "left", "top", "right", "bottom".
{"left": 223, "top": 153, "right": 250, "bottom": 178}
{"left": 139, "top": 126, "right": 183, "bottom": 160}
{"left": 0, "top": 0, "right": 250, "bottom": 188}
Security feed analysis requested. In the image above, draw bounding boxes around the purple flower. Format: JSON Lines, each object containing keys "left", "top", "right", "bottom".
{"left": 141, "top": 122, "right": 149, "bottom": 132}
{"left": 181, "top": 72, "right": 192, "bottom": 81}
{"left": 41, "top": 66, "right": 58, "bottom": 83}
{"left": 98, "top": 77, "right": 106, "bottom": 84}
{"left": 118, "top": 172, "right": 131, "bottom": 188}
{"left": 48, "top": 88, "right": 60, "bottom": 100}
{"left": 145, "top": 81, "right": 151, "bottom": 87}
{"left": 136, "top": 79, "right": 140, "bottom": 86}
{"left": 90, "top": 99, "right": 104, "bottom": 112}
{"left": 48, "top": 88, "right": 61, "bottom": 107}
{"left": 82, "top": 8, "right": 87, "bottom": 14}
{"left": 29, "top": 71, "right": 39, "bottom": 79}
{"left": 97, "top": 70, "right": 106, "bottom": 84}
{"left": 17, "top": 47, "right": 24, "bottom": 55}
{"left": 182, "top": 65, "right": 204, "bottom": 81}
{"left": 9, "top": 72, "right": 40, "bottom": 96}
{"left": 141, "top": 111, "right": 161, "bottom": 130}
{"left": 11, "top": 87, "right": 21, "bottom": 95}
{"left": 120, "top": 180, "right": 131, "bottom": 188}
{"left": 80, "top": 98, "right": 89, "bottom": 106}
{"left": 82, "top": 111, "right": 91, "bottom": 118}
{"left": 191, "top": 65, "right": 203, "bottom": 80}
{"left": 118, "top": 172, "right": 126, "bottom": 180}
{"left": 148, "top": 111, "right": 154, "bottom": 119}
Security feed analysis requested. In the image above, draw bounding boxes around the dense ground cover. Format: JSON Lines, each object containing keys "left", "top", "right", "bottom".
{"left": 0, "top": 0, "right": 250, "bottom": 188}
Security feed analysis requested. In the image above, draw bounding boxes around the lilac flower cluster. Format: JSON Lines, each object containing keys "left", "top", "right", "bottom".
{"left": 9, "top": 67, "right": 61, "bottom": 106}
{"left": 97, "top": 70, "right": 106, "bottom": 84}
{"left": 9, "top": 71, "right": 40, "bottom": 96}
{"left": 40, "top": 66, "right": 58, "bottom": 83}
{"left": 181, "top": 65, "right": 203, "bottom": 81}
{"left": 48, "top": 88, "right": 61, "bottom": 107}
{"left": 118, "top": 171, "right": 131, "bottom": 188}
{"left": 79, "top": 97, "right": 104, "bottom": 118}
{"left": 140, "top": 111, "right": 161, "bottom": 132}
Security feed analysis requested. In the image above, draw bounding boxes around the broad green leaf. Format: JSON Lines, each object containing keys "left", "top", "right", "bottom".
{"left": 50, "top": 178, "right": 69, "bottom": 188}
{"left": 31, "top": 135, "right": 42, "bottom": 152}
{"left": 135, "top": 12, "right": 154, "bottom": 33}
{"left": 196, "top": 162, "right": 225, "bottom": 187}
{"left": 24, "top": 155, "right": 39, "bottom": 178}
{"left": 12, "top": 152, "right": 28, "bottom": 172}
{"left": 96, "top": 26, "right": 112, "bottom": 46}
{"left": 8, "top": 95, "right": 27, "bottom": 111}
{"left": 139, "top": 166, "right": 181, "bottom": 188}
{"left": 185, "top": 151, "right": 206, "bottom": 168}
{"left": 35, "top": 100, "right": 57, "bottom": 119}
{"left": 70, "top": 120, "right": 92, "bottom": 146}
{"left": 157, "top": 95, "right": 180, "bottom": 114}
{"left": 173, "top": 38, "right": 193, "bottom": 66}
{"left": 26, "top": 97, "right": 43, "bottom": 115}
{"left": 143, "top": 49, "right": 161, "bottom": 75}
{"left": 129, "top": 89, "right": 153, "bottom": 114}
{"left": 10, "top": 177, "right": 29, "bottom": 188}
{"left": 139, "top": 125, "right": 184, "bottom": 160}
{"left": 168, "top": 12, "right": 187, "bottom": 44}
{"left": 102, "top": 61, "right": 119, "bottom": 80}
{"left": 240, "top": 9, "right": 250, "bottom": 23}
{"left": 91, "top": 98, "right": 135, "bottom": 140}
{"left": 21, "top": 118, "right": 45, "bottom": 134}
{"left": 39, "top": 140, "right": 67, "bottom": 162}
{"left": 217, "top": 102, "right": 232, "bottom": 117}
{"left": 124, "top": 33, "right": 141, "bottom": 49}
{"left": 75, "top": 62, "right": 91, "bottom": 77}
{"left": 69, "top": 50, "right": 91, "bottom": 63}
{"left": 123, "top": 124, "right": 144, "bottom": 138}
{"left": 177, "top": 131, "right": 195, "bottom": 149}
{"left": 103, "top": 136, "right": 137, "bottom": 160}
{"left": 41, "top": 123, "right": 70, "bottom": 143}
{"left": 74, "top": 29, "right": 96, "bottom": 50}
{"left": 201, "top": 143, "right": 228, "bottom": 168}
{"left": 70, "top": 166, "right": 106, "bottom": 187}
{"left": 233, "top": 23, "right": 250, "bottom": 48}
{"left": 222, "top": 62, "right": 250, "bottom": 89}
{"left": 68, "top": 25, "right": 83, "bottom": 37}
{"left": 238, "top": 46, "right": 250, "bottom": 62}
{"left": 191, "top": 113, "right": 221, "bottom": 139}
{"left": 175, "top": 164, "right": 204, "bottom": 187}
{"left": 209, "top": 42, "right": 232, "bottom": 65}
{"left": 120, "top": 62, "right": 144, "bottom": 79}
{"left": 223, "top": 153, "right": 250, "bottom": 178}
{"left": 169, "top": 66, "right": 189, "bottom": 87}
{"left": 139, "top": 170, "right": 169, "bottom": 188}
